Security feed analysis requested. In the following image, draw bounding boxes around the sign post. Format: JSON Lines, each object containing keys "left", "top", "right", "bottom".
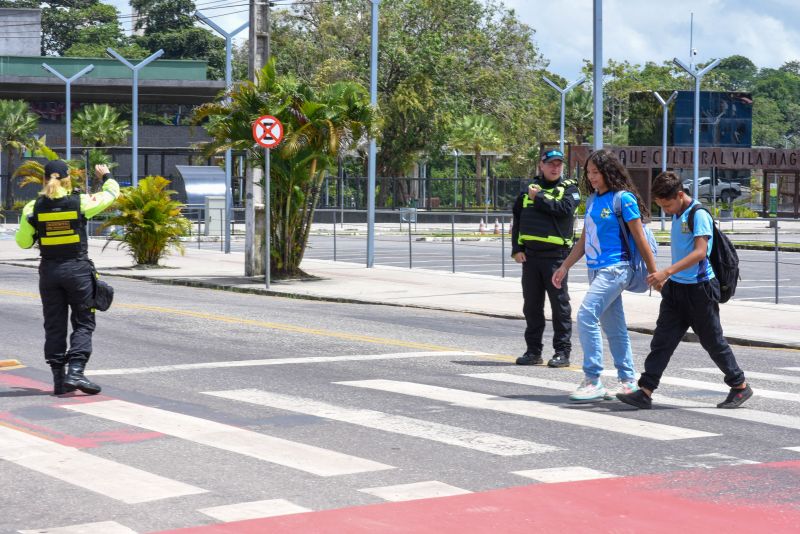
{"left": 252, "top": 115, "right": 284, "bottom": 289}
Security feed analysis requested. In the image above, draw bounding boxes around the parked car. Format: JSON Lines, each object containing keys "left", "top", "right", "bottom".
{"left": 683, "top": 177, "right": 741, "bottom": 203}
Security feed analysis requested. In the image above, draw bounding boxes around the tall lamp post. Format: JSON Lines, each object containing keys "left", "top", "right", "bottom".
{"left": 195, "top": 11, "right": 248, "bottom": 255}
{"left": 653, "top": 90, "right": 678, "bottom": 230}
{"left": 673, "top": 57, "right": 721, "bottom": 199}
{"left": 593, "top": 0, "right": 603, "bottom": 149}
{"left": 453, "top": 149, "right": 459, "bottom": 209}
{"left": 107, "top": 48, "right": 164, "bottom": 187}
{"left": 543, "top": 75, "right": 586, "bottom": 153}
{"left": 41, "top": 63, "right": 94, "bottom": 161}
{"left": 366, "top": 0, "right": 380, "bottom": 268}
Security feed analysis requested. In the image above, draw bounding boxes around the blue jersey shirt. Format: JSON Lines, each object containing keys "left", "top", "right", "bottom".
{"left": 584, "top": 190, "right": 640, "bottom": 269}
{"left": 670, "top": 200, "right": 715, "bottom": 284}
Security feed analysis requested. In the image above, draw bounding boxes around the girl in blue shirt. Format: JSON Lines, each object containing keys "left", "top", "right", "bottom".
{"left": 553, "top": 150, "right": 658, "bottom": 402}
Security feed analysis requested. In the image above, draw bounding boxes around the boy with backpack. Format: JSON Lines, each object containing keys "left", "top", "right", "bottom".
{"left": 617, "top": 171, "right": 753, "bottom": 410}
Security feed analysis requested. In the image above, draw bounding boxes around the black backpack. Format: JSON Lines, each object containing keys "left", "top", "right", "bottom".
{"left": 687, "top": 205, "right": 739, "bottom": 303}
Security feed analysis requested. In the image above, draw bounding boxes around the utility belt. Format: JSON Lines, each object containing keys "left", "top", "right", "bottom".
{"left": 524, "top": 243, "right": 570, "bottom": 258}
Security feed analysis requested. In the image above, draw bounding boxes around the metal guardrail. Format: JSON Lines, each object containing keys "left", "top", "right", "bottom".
{"left": 311, "top": 210, "right": 800, "bottom": 305}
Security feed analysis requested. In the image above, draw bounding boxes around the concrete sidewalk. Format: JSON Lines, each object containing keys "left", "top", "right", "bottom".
{"left": 1, "top": 234, "right": 798, "bottom": 350}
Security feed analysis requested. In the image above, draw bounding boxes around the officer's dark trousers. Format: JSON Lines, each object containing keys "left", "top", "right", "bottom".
{"left": 39, "top": 258, "right": 95, "bottom": 366}
{"left": 521, "top": 252, "right": 571, "bottom": 356}
{"left": 639, "top": 279, "right": 745, "bottom": 392}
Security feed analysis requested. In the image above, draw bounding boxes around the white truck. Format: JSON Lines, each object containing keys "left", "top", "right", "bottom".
{"left": 683, "top": 177, "right": 741, "bottom": 203}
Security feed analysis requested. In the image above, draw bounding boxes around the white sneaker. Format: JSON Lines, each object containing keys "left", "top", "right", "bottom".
{"left": 570, "top": 378, "right": 607, "bottom": 403}
{"left": 605, "top": 380, "right": 639, "bottom": 400}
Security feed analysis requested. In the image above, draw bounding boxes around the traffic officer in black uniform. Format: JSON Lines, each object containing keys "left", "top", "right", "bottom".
{"left": 511, "top": 149, "right": 580, "bottom": 368}
{"left": 16, "top": 160, "right": 120, "bottom": 395}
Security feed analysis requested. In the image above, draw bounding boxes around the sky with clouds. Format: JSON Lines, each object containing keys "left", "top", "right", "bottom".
{"left": 503, "top": 0, "right": 800, "bottom": 78}
{"left": 107, "top": 0, "right": 800, "bottom": 79}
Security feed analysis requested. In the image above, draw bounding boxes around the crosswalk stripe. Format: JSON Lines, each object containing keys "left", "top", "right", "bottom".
{"left": 779, "top": 367, "right": 800, "bottom": 373}
{"left": 0, "top": 425, "right": 205, "bottom": 505}
{"left": 512, "top": 466, "right": 617, "bottom": 483}
{"left": 336, "top": 380, "right": 715, "bottom": 440}
{"left": 204, "top": 389, "right": 561, "bottom": 456}
{"left": 358, "top": 481, "right": 472, "bottom": 502}
{"left": 686, "top": 368, "right": 800, "bottom": 385}
{"left": 597, "top": 370, "right": 800, "bottom": 403}
{"left": 469, "top": 373, "right": 800, "bottom": 432}
{"left": 63, "top": 400, "right": 393, "bottom": 477}
{"left": 90, "top": 351, "right": 489, "bottom": 376}
{"left": 784, "top": 447, "right": 800, "bottom": 452}
{"left": 198, "top": 499, "right": 311, "bottom": 522}
{"left": 18, "top": 521, "right": 138, "bottom": 534}
{"left": 662, "top": 453, "right": 759, "bottom": 469}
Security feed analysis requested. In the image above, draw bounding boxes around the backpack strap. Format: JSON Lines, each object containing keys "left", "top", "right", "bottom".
{"left": 612, "top": 191, "right": 635, "bottom": 263}
{"left": 686, "top": 203, "right": 712, "bottom": 259}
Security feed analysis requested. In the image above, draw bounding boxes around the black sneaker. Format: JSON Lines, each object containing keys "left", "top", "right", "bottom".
{"left": 516, "top": 351, "right": 543, "bottom": 365}
{"left": 547, "top": 353, "right": 570, "bottom": 368}
{"left": 616, "top": 389, "right": 652, "bottom": 410}
{"left": 717, "top": 384, "right": 753, "bottom": 409}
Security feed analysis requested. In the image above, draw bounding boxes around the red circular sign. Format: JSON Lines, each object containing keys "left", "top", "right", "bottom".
{"left": 252, "top": 115, "right": 284, "bottom": 148}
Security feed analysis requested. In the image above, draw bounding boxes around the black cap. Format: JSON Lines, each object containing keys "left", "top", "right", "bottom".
{"left": 44, "top": 160, "right": 70, "bottom": 179}
{"left": 541, "top": 149, "right": 565, "bottom": 163}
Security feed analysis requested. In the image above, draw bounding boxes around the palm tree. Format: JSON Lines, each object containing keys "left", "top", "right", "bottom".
{"left": 0, "top": 99, "right": 40, "bottom": 208}
{"left": 448, "top": 114, "right": 504, "bottom": 206}
{"left": 565, "top": 88, "right": 594, "bottom": 145}
{"left": 72, "top": 104, "right": 131, "bottom": 148}
{"left": 194, "top": 59, "right": 377, "bottom": 277}
{"left": 14, "top": 142, "right": 93, "bottom": 192}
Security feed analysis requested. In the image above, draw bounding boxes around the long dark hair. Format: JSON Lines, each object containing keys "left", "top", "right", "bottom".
{"left": 583, "top": 149, "right": 650, "bottom": 220}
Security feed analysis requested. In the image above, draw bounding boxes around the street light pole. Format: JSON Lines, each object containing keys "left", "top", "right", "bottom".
{"left": 453, "top": 149, "right": 458, "bottom": 209}
{"left": 107, "top": 48, "right": 164, "bottom": 187}
{"left": 653, "top": 90, "right": 678, "bottom": 230}
{"left": 543, "top": 75, "right": 586, "bottom": 153}
{"left": 41, "top": 63, "right": 94, "bottom": 161}
{"left": 195, "top": 11, "right": 248, "bottom": 255}
{"left": 673, "top": 57, "right": 721, "bottom": 199}
{"left": 593, "top": 0, "right": 603, "bottom": 150}
{"left": 367, "top": 0, "right": 380, "bottom": 268}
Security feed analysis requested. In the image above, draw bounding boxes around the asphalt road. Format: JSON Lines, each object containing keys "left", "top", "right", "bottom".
{"left": 1, "top": 263, "right": 799, "bottom": 533}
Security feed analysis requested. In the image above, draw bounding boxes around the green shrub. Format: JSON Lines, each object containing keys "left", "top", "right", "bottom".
{"left": 100, "top": 176, "right": 191, "bottom": 265}
{"left": 733, "top": 205, "right": 758, "bottom": 218}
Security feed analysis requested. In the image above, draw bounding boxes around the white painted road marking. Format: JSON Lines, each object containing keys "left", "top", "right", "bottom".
{"left": 90, "top": 351, "right": 490, "bottom": 376}
{"left": 64, "top": 400, "right": 392, "bottom": 476}
{"left": 470, "top": 373, "right": 800, "bottom": 432}
{"left": 198, "top": 499, "right": 311, "bottom": 522}
{"left": 204, "top": 389, "right": 561, "bottom": 456}
{"left": 686, "top": 368, "right": 800, "bottom": 386}
{"left": 18, "top": 521, "right": 139, "bottom": 534}
{"left": 596, "top": 370, "right": 800, "bottom": 403}
{"left": 512, "top": 466, "right": 617, "bottom": 483}
{"left": 337, "top": 380, "right": 716, "bottom": 440}
{"left": 358, "top": 481, "right": 471, "bottom": 502}
{"left": 0, "top": 426, "right": 205, "bottom": 505}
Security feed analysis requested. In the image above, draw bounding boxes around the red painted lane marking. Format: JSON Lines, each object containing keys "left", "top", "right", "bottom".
{"left": 0, "top": 372, "right": 163, "bottom": 446}
{"left": 154, "top": 461, "right": 800, "bottom": 534}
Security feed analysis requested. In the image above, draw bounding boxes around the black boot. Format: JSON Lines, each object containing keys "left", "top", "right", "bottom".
{"left": 51, "top": 365, "right": 69, "bottom": 395}
{"left": 64, "top": 360, "right": 102, "bottom": 395}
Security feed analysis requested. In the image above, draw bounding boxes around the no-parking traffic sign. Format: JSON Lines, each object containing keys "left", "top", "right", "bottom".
{"left": 252, "top": 115, "right": 284, "bottom": 149}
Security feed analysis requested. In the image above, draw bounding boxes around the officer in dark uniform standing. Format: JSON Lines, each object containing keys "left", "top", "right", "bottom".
{"left": 511, "top": 149, "right": 580, "bottom": 368}
{"left": 16, "top": 161, "right": 120, "bottom": 395}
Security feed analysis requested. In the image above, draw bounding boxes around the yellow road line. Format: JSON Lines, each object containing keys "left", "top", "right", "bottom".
{"left": 121, "top": 303, "right": 455, "bottom": 351}
{"left": 0, "top": 359, "right": 24, "bottom": 370}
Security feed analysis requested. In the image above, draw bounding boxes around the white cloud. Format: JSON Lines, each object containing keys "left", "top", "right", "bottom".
{"left": 502, "top": 0, "right": 800, "bottom": 76}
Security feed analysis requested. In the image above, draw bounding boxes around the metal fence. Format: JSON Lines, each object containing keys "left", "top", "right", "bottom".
{"left": 307, "top": 209, "right": 800, "bottom": 305}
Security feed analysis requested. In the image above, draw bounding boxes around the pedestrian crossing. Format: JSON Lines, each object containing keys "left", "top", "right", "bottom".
{"left": 4, "top": 364, "right": 800, "bottom": 533}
